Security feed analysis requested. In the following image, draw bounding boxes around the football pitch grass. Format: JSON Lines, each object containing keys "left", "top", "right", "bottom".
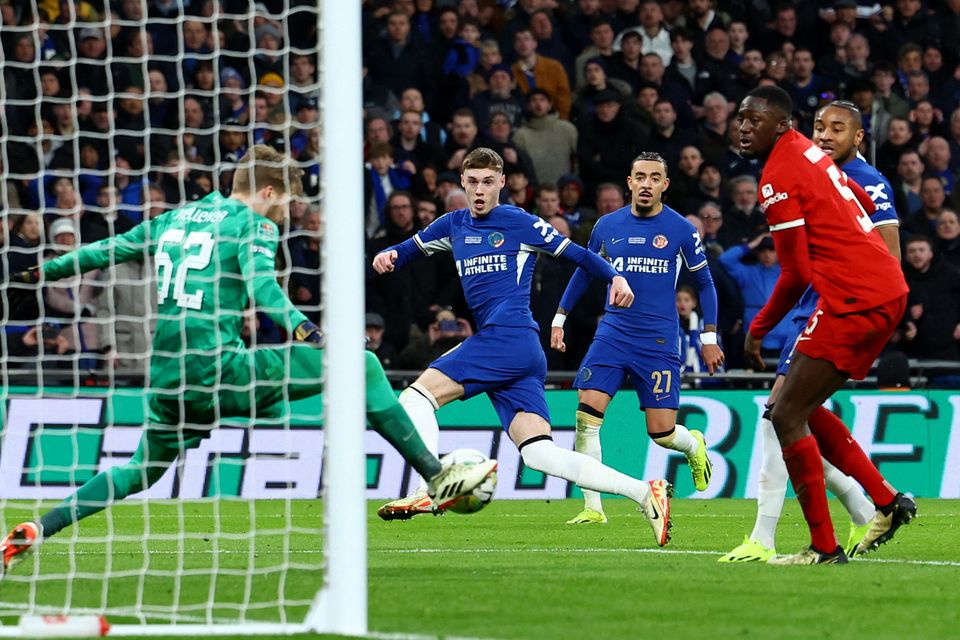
{"left": 0, "top": 498, "right": 957, "bottom": 639}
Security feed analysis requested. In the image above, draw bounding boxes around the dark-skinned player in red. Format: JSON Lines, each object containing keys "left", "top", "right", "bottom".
{"left": 737, "top": 85, "right": 917, "bottom": 565}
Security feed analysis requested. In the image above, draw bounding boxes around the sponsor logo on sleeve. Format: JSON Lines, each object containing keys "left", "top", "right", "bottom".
{"left": 257, "top": 221, "right": 277, "bottom": 239}
{"left": 761, "top": 183, "right": 774, "bottom": 198}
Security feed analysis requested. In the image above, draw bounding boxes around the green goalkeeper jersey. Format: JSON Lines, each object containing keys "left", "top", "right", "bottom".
{"left": 43, "top": 192, "right": 309, "bottom": 401}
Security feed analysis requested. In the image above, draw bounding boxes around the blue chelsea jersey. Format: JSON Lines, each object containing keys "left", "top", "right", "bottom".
{"left": 790, "top": 154, "right": 900, "bottom": 322}
{"left": 407, "top": 205, "right": 575, "bottom": 330}
{"left": 591, "top": 205, "right": 708, "bottom": 344}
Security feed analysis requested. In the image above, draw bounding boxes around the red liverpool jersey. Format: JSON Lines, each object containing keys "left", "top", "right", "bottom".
{"left": 750, "top": 130, "right": 907, "bottom": 336}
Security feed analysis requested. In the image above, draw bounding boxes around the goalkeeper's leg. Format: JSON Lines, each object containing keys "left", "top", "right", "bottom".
{"left": 3, "top": 428, "right": 202, "bottom": 577}
{"left": 282, "top": 344, "right": 442, "bottom": 482}
{"left": 38, "top": 428, "right": 200, "bottom": 539}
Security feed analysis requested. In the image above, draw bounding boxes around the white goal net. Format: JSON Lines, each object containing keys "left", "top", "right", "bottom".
{"left": 0, "top": 0, "right": 365, "bottom": 635}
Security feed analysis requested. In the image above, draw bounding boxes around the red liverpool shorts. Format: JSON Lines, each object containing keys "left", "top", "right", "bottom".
{"left": 795, "top": 295, "right": 907, "bottom": 380}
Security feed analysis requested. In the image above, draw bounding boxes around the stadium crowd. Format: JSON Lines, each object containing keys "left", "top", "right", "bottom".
{"left": 0, "top": 0, "right": 959, "bottom": 380}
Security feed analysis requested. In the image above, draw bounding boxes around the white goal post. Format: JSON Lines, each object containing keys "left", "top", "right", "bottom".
{"left": 0, "top": 0, "right": 365, "bottom": 636}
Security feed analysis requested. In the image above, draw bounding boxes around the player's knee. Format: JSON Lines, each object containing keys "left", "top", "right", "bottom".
{"left": 518, "top": 435, "right": 555, "bottom": 473}
{"left": 575, "top": 403, "right": 604, "bottom": 433}
{"left": 769, "top": 402, "right": 802, "bottom": 438}
{"left": 364, "top": 350, "right": 386, "bottom": 379}
{"left": 399, "top": 383, "right": 439, "bottom": 411}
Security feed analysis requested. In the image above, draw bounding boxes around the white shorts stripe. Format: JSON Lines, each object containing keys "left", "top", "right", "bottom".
{"left": 769, "top": 218, "right": 806, "bottom": 232}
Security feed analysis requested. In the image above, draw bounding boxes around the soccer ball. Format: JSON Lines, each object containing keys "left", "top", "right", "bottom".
{"left": 439, "top": 448, "right": 497, "bottom": 514}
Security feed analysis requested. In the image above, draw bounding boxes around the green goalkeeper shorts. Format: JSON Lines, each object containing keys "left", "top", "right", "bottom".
{"left": 147, "top": 343, "right": 324, "bottom": 427}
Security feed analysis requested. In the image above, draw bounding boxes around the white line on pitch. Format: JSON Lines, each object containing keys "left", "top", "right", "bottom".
{"left": 16, "top": 546, "right": 960, "bottom": 567}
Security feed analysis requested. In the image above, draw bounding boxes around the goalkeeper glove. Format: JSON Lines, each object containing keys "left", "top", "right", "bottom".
{"left": 10, "top": 266, "right": 40, "bottom": 284}
{"left": 294, "top": 320, "right": 324, "bottom": 346}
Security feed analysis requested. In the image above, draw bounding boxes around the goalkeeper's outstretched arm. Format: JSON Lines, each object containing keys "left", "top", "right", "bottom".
{"left": 15, "top": 218, "right": 157, "bottom": 283}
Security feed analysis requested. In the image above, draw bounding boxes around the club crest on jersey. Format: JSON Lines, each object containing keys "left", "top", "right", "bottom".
{"left": 488, "top": 232, "right": 505, "bottom": 248}
{"left": 652, "top": 234, "right": 668, "bottom": 249}
{"left": 761, "top": 183, "right": 774, "bottom": 198}
{"left": 579, "top": 366, "right": 592, "bottom": 382}
{"left": 257, "top": 222, "right": 277, "bottom": 239}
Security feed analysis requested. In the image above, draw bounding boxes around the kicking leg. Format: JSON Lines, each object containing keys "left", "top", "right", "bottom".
{"left": 510, "top": 412, "right": 672, "bottom": 547}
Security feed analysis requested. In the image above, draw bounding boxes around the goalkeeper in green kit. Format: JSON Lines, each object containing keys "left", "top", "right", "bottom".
{"left": 0, "top": 145, "right": 496, "bottom": 578}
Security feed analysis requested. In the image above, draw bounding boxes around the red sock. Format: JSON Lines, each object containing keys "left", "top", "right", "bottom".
{"left": 808, "top": 406, "right": 897, "bottom": 507}
{"left": 782, "top": 435, "right": 837, "bottom": 553}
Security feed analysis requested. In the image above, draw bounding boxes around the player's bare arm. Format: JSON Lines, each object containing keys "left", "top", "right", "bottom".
{"left": 550, "top": 306, "right": 568, "bottom": 352}
{"left": 700, "top": 323, "right": 725, "bottom": 374}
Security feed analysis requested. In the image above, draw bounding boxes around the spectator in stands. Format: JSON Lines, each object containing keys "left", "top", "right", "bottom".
{"left": 648, "top": 98, "right": 698, "bottom": 170}
{"left": 594, "top": 181, "right": 625, "bottom": 217}
{"left": 397, "top": 308, "right": 473, "bottom": 370}
{"left": 697, "top": 91, "right": 730, "bottom": 165}
{"left": 577, "top": 89, "right": 647, "bottom": 198}
{"left": 901, "top": 236, "right": 960, "bottom": 360}
{"left": 572, "top": 17, "right": 616, "bottom": 90}
{"left": 365, "top": 312, "right": 398, "bottom": 369}
{"left": 513, "top": 89, "right": 577, "bottom": 187}
{"left": 529, "top": 9, "right": 574, "bottom": 80}
{"left": 43, "top": 217, "right": 103, "bottom": 361}
{"left": 700, "top": 26, "right": 737, "bottom": 83}
{"left": 362, "top": 63, "right": 400, "bottom": 123}
{"left": 469, "top": 63, "right": 525, "bottom": 134}
{"left": 718, "top": 233, "right": 792, "bottom": 354}
{"left": 877, "top": 116, "right": 917, "bottom": 178}
{"left": 511, "top": 27, "right": 572, "bottom": 120}
{"left": 562, "top": 0, "right": 607, "bottom": 53}
{"left": 936, "top": 209, "right": 960, "bottom": 270}
{"left": 607, "top": 30, "right": 643, "bottom": 94}
{"left": 679, "top": 0, "right": 730, "bottom": 53}
{"left": 697, "top": 201, "right": 726, "bottom": 257}
{"left": 366, "top": 11, "right": 436, "bottom": 110}
{"left": 289, "top": 206, "right": 321, "bottom": 323}
{"left": 486, "top": 112, "right": 537, "bottom": 180}
{"left": 444, "top": 188, "right": 469, "bottom": 211}
{"left": 443, "top": 108, "right": 485, "bottom": 171}
{"left": 920, "top": 136, "right": 954, "bottom": 196}
{"left": 503, "top": 164, "right": 534, "bottom": 209}
{"left": 615, "top": 1, "right": 672, "bottom": 66}
{"left": 365, "top": 143, "right": 412, "bottom": 237}
{"left": 533, "top": 183, "right": 562, "bottom": 219}
{"left": 416, "top": 198, "right": 439, "bottom": 227}
{"left": 395, "top": 88, "right": 443, "bottom": 148}
{"left": 289, "top": 54, "right": 319, "bottom": 113}
{"left": 571, "top": 57, "right": 631, "bottom": 127}
{"left": 726, "top": 20, "right": 749, "bottom": 62}
{"left": 949, "top": 109, "right": 960, "bottom": 175}
{"left": 7, "top": 213, "right": 44, "bottom": 275}
{"left": 888, "top": 0, "right": 938, "bottom": 56}
{"left": 893, "top": 148, "right": 925, "bottom": 217}
{"left": 392, "top": 110, "right": 444, "bottom": 174}
{"left": 905, "top": 176, "right": 947, "bottom": 236}
{"left": 724, "top": 175, "right": 766, "bottom": 244}
{"left": 787, "top": 47, "right": 834, "bottom": 135}
{"left": 666, "top": 27, "right": 712, "bottom": 105}
{"left": 467, "top": 39, "right": 502, "bottom": 98}
{"left": 723, "top": 48, "right": 765, "bottom": 107}
{"left": 692, "top": 162, "right": 724, "bottom": 207}
{"left": 364, "top": 116, "right": 392, "bottom": 159}
{"left": 639, "top": 51, "right": 695, "bottom": 127}
{"left": 669, "top": 144, "right": 704, "bottom": 208}
{"left": 557, "top": 173, "right": 594, "bottom": 239}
